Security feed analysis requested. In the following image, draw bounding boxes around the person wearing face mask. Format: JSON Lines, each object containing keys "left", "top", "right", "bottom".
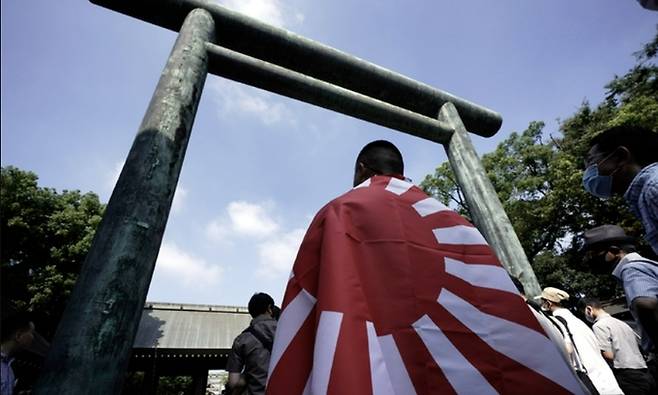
{"left": 582, "top": 225, "right": 658, "bottom": 360}
{"left": 578, "top": 298, "right": 655, "bottom": 395}
{"left": 582, "top": 125, "right": 658, "bottom": 255}
{"left": 538, "top": 287, "right": 623, "bottom": 394}
{"left": 511, "top": 278, "right": 598, "bottom": 394}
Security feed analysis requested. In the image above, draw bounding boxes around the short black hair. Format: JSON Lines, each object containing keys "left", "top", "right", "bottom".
{"left": 356, "top": 140, "right": 404, "bottom": 175}
{"left": 248, "top": 293, "right": 275, "bottom": 318}
{"left": 271, "top": 305, "right": 281, "bottom": 320}
{"left": 1, "top": 312, "right": 33, "bottom": 342}
{"left": 589, "top": 125, "right": 658, "bottom": 167}
{"left": 577, "top": 297, "right": 602, "bottom": 311}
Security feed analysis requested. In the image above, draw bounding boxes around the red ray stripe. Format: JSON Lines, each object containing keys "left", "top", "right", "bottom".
{"left": 393, "top": 327, "right": 455, "bottom": 395}
{"left": 441, "top": 249, "right": 501, "bottom": 266}
{"left": 266, "top": 307, "right": 317, "bottom": 395}
{"left": 327, "top": 315, "right": 373, "bottom": 395}
{"left": 442, "top": 274, "right": 545, "bottom": 333}
{"left": 426, "top": 305, "right": 572, "bottom": 395}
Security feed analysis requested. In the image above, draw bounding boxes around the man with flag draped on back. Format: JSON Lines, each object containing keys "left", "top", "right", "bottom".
{"left": 266, "top": 140, "right": 586, "bottom": 395}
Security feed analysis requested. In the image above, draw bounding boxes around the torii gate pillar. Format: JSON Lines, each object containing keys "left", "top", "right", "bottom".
{"left": 34, "top": 8, "right": 214, "bottom": 395}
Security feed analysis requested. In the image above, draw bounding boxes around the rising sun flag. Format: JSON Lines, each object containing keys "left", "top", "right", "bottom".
{"left": 266, "top": 175, "right": 584, "bottom": 395}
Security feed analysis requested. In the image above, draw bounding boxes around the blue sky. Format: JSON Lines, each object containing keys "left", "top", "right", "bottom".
{"left": 2, "top": 1, "right": 656, "bottom": 307}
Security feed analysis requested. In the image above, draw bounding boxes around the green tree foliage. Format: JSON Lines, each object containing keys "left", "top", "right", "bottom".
{"left": 421, "top": 28, "right": 658, "bottom": 299}
{"left": 122, "top": 373, "right": 195, "bottom": 395}
{"left": 1, "top": 166, "right": 105, "bottom": 338}
{"left": 157, "top": 376, "right": 195, "bottom": 395}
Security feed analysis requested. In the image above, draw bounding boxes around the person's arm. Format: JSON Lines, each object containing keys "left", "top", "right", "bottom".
{"left": 228, "top": 373, "right": 246, "bottom": 395}
{"left": 592, "top": 324, "right": 615, "bottom": 363}
{"left": 621, "top": 263, "right": 658, "bottom": 350}
{"left": 226, "top": 338, "right": 246, "bottom": 394}
{"left": 631, "top": 296, "right": 658, "bottom": 349}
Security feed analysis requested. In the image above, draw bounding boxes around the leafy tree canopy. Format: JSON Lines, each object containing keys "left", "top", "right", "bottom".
{"left": 1, "top": 166, "right": 105, "bottom": 338}
{"left": 421, "top": 28, "right": 658, "bottom": 300}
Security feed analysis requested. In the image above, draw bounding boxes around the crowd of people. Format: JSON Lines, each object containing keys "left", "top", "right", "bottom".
{"left": 515, "top": 282, "right": 655, "bottom": 395}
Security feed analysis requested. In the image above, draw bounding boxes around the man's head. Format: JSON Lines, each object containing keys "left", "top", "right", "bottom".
{"left": 583, "top": 125, "right": 658, "bottom": 198}
{"left": 271, "top": 305, "right": 281, "bottom": 321}
{"left": 537, "top": 287, "right": 569, "bottom": 312}
{"left": 247, "top": 292, "right": 275, "bottom": 318}
{"left": 577, "top": 297, "right": 605, "bottom": 323}
{"left": 353, "top": 140, "right": 404, "bottom": 187}
{"left": 1, "top": 312, "right": 35, "bottom": 355}
{"left": 582, "top": 224, "right": 636, "bottom": 270}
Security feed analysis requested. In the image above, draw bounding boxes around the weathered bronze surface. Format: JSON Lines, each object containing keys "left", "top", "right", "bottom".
{"left": 34, "top": 8, "right": 215, "bottom": 394}
{"left": 440, "top": 103, "right": 541, "bottom": 296}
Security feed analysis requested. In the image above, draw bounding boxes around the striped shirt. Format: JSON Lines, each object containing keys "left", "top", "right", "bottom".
{"left": 624, "top": 162, "right": 658, "bottom": 255}
{"left": 612, "top": 252, "right": 658, "bottom": 352}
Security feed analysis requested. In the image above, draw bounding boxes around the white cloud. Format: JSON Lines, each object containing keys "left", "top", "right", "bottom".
{"left": 228, "top": 201, "right": 279, "bottom": 236}
{"left": 257, "top": 228, "right": 306, "bottom": 278}
{"left": 153, "top": 242, "right": 223, "bottom": 287}
{"left": 205, "top": 219, "right": 230, "bottom": 243}
{"left": 204, "top": 200, "right": 309, "bottom": 279}
{"left": 210, "top": 79, "right": 294, "bottom": 126}
{"left": 206, "top": 200, "right": 280, "bottom": 242}
{"left": 219, "top": 0, "right": 303, "bottom": 28}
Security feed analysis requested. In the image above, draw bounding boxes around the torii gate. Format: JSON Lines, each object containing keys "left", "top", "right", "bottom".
{"left": 34, "top": 1, "right": 542, "bottom": 393}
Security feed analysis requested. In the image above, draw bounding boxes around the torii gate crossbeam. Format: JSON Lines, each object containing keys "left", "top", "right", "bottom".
{"left": 34, "top": 1, "right": 541, "bottom": 393}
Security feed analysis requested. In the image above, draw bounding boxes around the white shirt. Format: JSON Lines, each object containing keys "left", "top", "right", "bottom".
{"left": 553, "top": 308, "right": 624, "bottom": 395}
{"left": 528, "top": 307, "right": 573, "bottom": 366}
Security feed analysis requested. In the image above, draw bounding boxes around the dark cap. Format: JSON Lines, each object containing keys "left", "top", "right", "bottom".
{"left": 582, "top": 224, "right": 634, "bottom": 251}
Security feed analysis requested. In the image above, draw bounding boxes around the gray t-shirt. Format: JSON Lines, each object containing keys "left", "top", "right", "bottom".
{"left": 592, "top": 313, "right": 647, "bottom": 370}
{"left": 227, "top": 315, "right": 278, "bottom": 395}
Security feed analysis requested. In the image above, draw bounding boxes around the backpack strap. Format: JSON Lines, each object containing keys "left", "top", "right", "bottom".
{"left": 244, "top": 326, "right": 273, "bottom": 353}
{"left": 543, "top": 312, "right": 566, "bottom": 338}
{"left": 526, "top": 301, "right": 567, "bottom": 338}
{"left": 553, "top": 315, "right": 587, "bottom": 372}
{"left": 553, "top": 316, "right": 574, "bottom": 348}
